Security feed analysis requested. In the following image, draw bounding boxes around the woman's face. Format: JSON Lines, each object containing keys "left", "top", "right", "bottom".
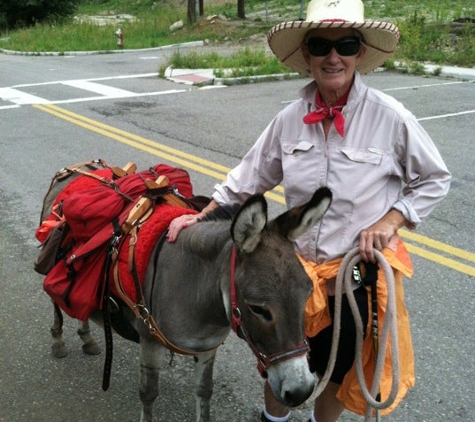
{"left": 302, "top": 28, "right": 366, "bottom": 102}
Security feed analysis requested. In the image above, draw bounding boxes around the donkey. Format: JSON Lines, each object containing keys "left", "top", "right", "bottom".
{"left": 128, "top": 188, "right": 332, "bottom": 422}
{"left": 39, "top": 163, "right": 332, "bottom": 421}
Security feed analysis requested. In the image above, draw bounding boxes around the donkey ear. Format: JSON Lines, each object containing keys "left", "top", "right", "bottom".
{"left": 231, "top": 194, "right": 268, "bottom": 253}
{"left": 270, "top": 187, "right": 332, "bottom": 241}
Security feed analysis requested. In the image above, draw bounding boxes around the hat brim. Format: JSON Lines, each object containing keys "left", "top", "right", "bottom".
{"left": 267, "top": 20, "right": 400, "bottom": 76}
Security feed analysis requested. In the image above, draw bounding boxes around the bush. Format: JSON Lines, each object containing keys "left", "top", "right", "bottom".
{"left": 0, "top": 0, "right": 80, "bottom": 31}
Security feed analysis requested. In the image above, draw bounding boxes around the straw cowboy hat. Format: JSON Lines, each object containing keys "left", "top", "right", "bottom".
{"left": 267, "top": 0, "right": 400, "bottom": 76}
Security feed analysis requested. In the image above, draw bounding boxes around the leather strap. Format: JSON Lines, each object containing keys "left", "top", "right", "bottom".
{"left": 61, "top": 159, "right": 136, "bottom": 181}
{"left": 101, "top": 227, "right": 122, "bottom": 392}
{"left": 111, "top": 176, "right": 216, "bottom": 356}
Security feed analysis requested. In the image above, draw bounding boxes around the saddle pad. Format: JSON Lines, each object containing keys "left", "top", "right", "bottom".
{"left": 113, "top": 203, "right": 197, "bottom": 302}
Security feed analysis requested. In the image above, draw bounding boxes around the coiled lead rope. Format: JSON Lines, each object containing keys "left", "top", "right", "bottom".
{"left": 313, "top": 248, "right": 400, "bottom": 421}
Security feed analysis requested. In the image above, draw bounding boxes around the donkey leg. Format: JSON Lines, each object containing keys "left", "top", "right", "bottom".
{"left": 194, "top": 350, "right": 217, "bottom": 422}
{"left": 77, "top": 320, "right": 101, "bottom": 355}
{"left": 51, "top": 302, "right": 68, "bottom": 358}
{"left": 139, "top": 338, "right": 165, "bottom": 422}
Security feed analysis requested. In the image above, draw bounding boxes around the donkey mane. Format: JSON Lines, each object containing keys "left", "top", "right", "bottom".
{"left": 198, "top": 203, "right": 241, "bottom": 222}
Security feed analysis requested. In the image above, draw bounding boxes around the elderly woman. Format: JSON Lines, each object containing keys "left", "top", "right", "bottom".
{"left": 167, "top": 0, "right": 451, "bottom": 421}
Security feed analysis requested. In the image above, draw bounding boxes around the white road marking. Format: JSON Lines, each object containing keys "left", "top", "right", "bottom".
{"left": 0, "top": 73, "right": 187, "bottom": 107}
{"left": 0, "top": 104, "right": 21, "bottom": 110}
{"left": 418, "top": 109, "right": 475, "bottom": 121}
{"left": 382, "top": 81, "right": 467, "bottom": 92}
{"left": 12, "top": 73, "right": 158, "bottom": 88}
{"left": 0, "top": 87, "right": 49, "bottom": 105}
{"left": 49, "top": 89, "right": 187, "bottom": 105}
{"left": 61, "top": 80, "right": 136, "bottom": 97}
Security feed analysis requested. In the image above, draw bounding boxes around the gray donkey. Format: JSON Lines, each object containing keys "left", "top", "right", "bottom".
{"left": 39, "top": 164, "right": 332, "bottom": 422}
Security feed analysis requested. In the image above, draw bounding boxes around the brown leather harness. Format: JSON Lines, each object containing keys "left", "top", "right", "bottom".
{"left": 229, "top": 246, "right": 310, "bottom": 377}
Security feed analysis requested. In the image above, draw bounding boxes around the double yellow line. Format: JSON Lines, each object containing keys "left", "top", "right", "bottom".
{"left": 34, "top": 103, "right": 475, "bottom": 277}
{"left": 33, "top": 104, "right": 285, "bottom": 203}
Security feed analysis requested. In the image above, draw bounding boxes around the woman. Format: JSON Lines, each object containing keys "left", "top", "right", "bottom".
{"left": 167, "top": 0, "right": 451, "bottom": 421}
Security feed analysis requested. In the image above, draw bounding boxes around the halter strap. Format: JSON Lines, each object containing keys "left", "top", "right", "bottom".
{"left": 229, "top": 246, "right": 310, "bottom": 376}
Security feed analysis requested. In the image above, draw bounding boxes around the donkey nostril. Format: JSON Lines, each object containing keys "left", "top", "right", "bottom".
{"left": 282, "top": 383, "right": 314, "bottom": 407}
{"left": 283, "top": 390, "right": 298, "bottom": 406}
{"left": 283, "top": 390, "right": 301, "bottom": 407}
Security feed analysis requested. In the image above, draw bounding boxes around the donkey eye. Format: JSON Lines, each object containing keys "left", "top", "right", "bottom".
{"left": 249, "top": 305, "right": 273, "bottom": 322}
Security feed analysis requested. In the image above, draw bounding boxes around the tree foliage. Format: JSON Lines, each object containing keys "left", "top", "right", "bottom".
{"left": 0, "top": 0, "right": 80, "bottom": 31}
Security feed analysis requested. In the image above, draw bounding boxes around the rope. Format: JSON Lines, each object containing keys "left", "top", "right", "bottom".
{"left": 313, "top": 248, "right": 400, "bottom": 421}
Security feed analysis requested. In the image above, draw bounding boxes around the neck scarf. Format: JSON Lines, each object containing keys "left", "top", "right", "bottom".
{"left": 303, "top": 89, "right": 350, "bottom": 137}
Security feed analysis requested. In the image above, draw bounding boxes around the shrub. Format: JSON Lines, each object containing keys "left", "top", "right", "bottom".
{"left": 0, "top": 0, "right": 80, "bottom": 31}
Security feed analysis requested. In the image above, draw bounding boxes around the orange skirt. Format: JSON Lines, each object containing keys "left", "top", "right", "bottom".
{"left": 299, "top": 238, "right": 415, "bottom": 416}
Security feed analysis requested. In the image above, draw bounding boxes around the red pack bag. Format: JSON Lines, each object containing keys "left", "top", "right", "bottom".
{"left": 152, "top": 164, "right": 193, "bottom": 198}
{"left": 42, "top": 216, "right": 124, "bottom": 321}
{"left": 40, "top": 162, "right": 195, "bottom": 320}
{"left": 62, "top": 184, "right": 126, "bottom": 242}
{"left": 60, "top": 164, "right": 193, "bottom": 243}
{"left": 44, "top": 245, "right": 108, "bottom": 321}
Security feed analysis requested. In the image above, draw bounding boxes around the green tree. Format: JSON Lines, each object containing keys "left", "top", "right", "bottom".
{"left": 0, "top": 0, "right": 80, "bottom": 31}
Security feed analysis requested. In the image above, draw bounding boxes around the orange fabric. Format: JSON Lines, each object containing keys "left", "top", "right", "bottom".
{"left": 300, "top": 238, "right": 415, "bottom": 416}
{"left": 298, "top": 255, "right": 340, "bottom": 338}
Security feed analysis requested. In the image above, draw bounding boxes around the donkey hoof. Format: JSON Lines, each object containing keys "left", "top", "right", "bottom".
{"left": 82, "top": 342, "right": 101, "bottom": 355}
{"left": 52, "top": 343, "right": 68, "bottom": 358}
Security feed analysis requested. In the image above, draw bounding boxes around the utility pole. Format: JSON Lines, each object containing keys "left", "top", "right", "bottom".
{"left": 237, "top": 0, "right": 245, "bottom": 19}
{"left": 188, "top": 0, "right": 196, "bottom": 23}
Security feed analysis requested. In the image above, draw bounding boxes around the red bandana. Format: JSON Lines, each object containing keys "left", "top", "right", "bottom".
{"left": 303, "top": 90, "right": 350, "bottom": 137}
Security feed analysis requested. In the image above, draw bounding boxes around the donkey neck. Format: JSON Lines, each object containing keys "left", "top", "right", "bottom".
{"left": 147, "top": 222, "right": 234, "bottom": 351}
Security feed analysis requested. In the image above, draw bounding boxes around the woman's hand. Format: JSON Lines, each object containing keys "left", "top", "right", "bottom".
{"left": 359, "top": 209, "right": 409, "bottom": 263}
{"left": 166, "top": 199, "right": 219, "bottom": 242}
{"left": 166, "top": 214, "right": 201, "bottom": 242}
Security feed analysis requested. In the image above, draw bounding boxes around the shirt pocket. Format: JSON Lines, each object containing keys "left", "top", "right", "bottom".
{"left": 341, "top": 147, "right": 384, "bottom": 165}
{"left": 281, "top": 140, "right": 320, "bottom": 206}
{"left": 282, "top": 140, "right": 314, "bottom": 156}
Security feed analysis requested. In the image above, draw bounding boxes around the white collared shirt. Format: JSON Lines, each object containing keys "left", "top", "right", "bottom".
{"left": 212, "top": 73, "right": 451, "bottom": 264}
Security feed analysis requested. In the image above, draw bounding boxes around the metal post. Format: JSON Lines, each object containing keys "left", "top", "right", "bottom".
{"left": 299, "top": 0, "right": 305, "bottom": 20}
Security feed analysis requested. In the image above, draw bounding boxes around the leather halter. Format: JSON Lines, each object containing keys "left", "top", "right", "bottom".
{"left": 229, "top": 246, "right": 310, "bottom": 377}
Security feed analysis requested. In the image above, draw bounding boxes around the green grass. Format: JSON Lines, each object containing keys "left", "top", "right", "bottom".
{"left": 0, "top": 0, "right": 474, "bottom": 70}
{"left": 159, "top": 47, "right": 293, "bottom": 78}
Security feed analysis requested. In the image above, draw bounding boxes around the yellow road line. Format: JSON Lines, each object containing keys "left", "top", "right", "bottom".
{"left": 34, "top": 104, "right": 228, "bottom": 180}
{"left": 405, "top": 243, "right": 475, "bottom": 277}
{"left": 400, "top": 229, "right": 475, "bottom": 264}
{"left": 38, "top": 104, "right": 288, "bottom": 194}
{"left": 33, "top": 104, "right": 474, "bottom": 277}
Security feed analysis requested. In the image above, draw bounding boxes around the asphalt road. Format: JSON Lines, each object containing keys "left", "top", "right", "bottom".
{"left": 1, "top": 45, "right": 474, "bottom": 422}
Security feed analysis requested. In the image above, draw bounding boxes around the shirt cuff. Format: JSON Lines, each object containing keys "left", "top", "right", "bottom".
{"left": 212, "top": 183, "right": 232, "bottom": 206}
{"left": 392, "top": 199, "right": 420, "bottom": 229}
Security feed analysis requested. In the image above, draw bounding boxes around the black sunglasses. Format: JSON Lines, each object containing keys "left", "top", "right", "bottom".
{"left": 306, "top": 36, "right": 361, "bottom": 57}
